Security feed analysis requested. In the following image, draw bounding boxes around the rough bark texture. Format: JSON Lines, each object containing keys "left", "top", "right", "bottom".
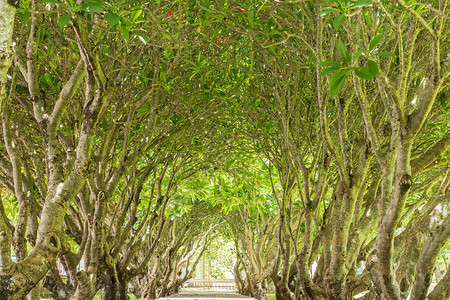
{"left": 409, "top": 214, "right": 450, "bottom": 299}
{"left": 26, "top": 282, "right": 40, "bottom": 300}
{"left": 0, "top": 1, "right": 16, "bottom": 286}
{"left": 101, "top": 267, "right": 119, "bottom": 300}
{"left": 0, "top": 0, "right": 16, "bottom": 111}
{"left": 427, "top": 266, "right": 450, "bottom": 300}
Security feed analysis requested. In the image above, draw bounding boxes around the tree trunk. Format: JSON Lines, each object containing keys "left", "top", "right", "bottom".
{"left": 138, "top": 275, "right": 158, "bottom": 300}
{"left": 147, "top": 290, "right": 157, "bottom": 300}
{"left": 70, "top": 271, "right": 93, "bottom": 300}
{"left": 118, "top": 272, "right": 129, "bottom": 300}
{"left": 159, "top": 287, "right": 169, "bottom": 298}
{"left": 26, "top": 283, "right": 40, "bottom": 300}
{"left": 102, "top": 267, "right": 119, "bottom": 300}
{"left": 173, "top": 283, "right": 180, "bottom": 294}
{"left": 0, "top": 0, "right": 17, "bottom": 111}
{"left": 254, "top": 284, "right": 268, "bottom": 300}
{"left": 42, "top": 264, "right": 74, "bottom": 300}
{"left": 274, "top": 288, "right": 291, "bottom": 300}
{"left": 0, "top": 0, "right": 18, "bottom": 297}
{"left": 324, "top": 276, "right": 344, "bottom": 300}
{"left": 12, "top": 202, "right": 29, "bottom": 263}
{"left": 427, "top": 266, "right": 450, "bottom": 300}
{"left": 272, "top": 277, "right": 292, "bottom": 300}
{"left": 409, "top": 215, "right": 450, "bottom": 299}
{"left": 435, "top": 260, "right": 442, "bottom": 282}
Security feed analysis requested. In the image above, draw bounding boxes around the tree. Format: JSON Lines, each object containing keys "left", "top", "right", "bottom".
{"left": 1, "top": 0, "right": 106, "bottom": 297}
{"left": 0, "top": 0, "right": 17, "bottom": 112}
{"left": 1, "top": 1, "right": 449, "bottom": 299}
{"left": 219, "top": 0, "right": 449, "bottom": 298}
{"left": 231, "top": 205, "right": 278, "bottom": 300}
{"left": 0, "top": 0, "right": 230, "bottom": 298}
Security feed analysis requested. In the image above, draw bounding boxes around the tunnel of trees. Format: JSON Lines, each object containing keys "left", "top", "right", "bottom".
{"left": 0, "top": 0, "right": 449, "bottom": 299}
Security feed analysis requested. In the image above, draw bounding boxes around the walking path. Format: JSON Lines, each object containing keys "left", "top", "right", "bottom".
{"left": 159, "top": 291, "right": 255, "bottom": 300}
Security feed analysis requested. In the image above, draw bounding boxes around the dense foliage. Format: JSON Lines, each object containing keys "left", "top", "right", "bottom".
{"left": 0, "top": 0, "right": 448, "bottom": 300}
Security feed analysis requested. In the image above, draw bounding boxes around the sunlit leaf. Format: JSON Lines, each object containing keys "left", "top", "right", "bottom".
{"left": 369, "top": 33, "right": 382, "bottom": 51}
{"left": 320, "top": 7, "right": 340, "bottom": 17}
{"left": 333, "top": 14, "right": 345, "bottom": 29}
{"left": 329, "top": 71, "right": 346, "bottom": 97}
{"left": 355, "top": 67, "right": 374, "bottom": 80}
{"left": 353, "top": 49, "right": 365, "bottom": 61}
{"left": 319, "top": 60, "right": 341, "bottom": 67}
{"left": 20, "top": 10, "right": 31, "bottom": 25}
{"left": 350, "top": 0, "right": 372, "bottom": 8}
{"left": 320, "top": 66, "right": 340, "bottom": 76}
{"left": 105, "top": 12, "right": 120, "bottom": 27}
{"left": 368, "top": 60, "right": 379, "bottom": 76}
{"left": 79, "top": 3, "right": 103, "bottom": 13}
{"left": 57, "top": 13, "right": 72, "bottom": 28}
{"left": 120, "top": 22, "right": 129, "bottom": 40}
{"left": 136, "top": 34, "right": 147, "bottom": 44}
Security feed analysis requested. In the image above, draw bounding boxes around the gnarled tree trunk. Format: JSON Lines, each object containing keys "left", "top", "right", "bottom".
{"left": 102, "top": 266, "right": 119, "bottom": 300}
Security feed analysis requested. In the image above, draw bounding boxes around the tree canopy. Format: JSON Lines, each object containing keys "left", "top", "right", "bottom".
{"left": 0, "top": 0, "right": 449, "bottom": 300}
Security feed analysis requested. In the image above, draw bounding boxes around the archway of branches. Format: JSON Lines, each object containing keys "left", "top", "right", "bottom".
{"left": 0, "top": 1, "right": 449, "bottom": 300}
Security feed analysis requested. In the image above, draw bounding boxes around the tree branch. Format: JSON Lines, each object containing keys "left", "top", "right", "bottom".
{"left": 48, "top": 59, "right": 85, "bottom": 138}
{"left": 411, "top": 133, "right": 450, "bottom": 175}
{"left": 409, "top": 213, "right": 450, "bottom": 299}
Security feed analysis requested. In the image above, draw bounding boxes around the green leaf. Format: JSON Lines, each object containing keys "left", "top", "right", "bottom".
{"left": 105, "top": 12, "right": 120, "bottom": 27}
{"left": 57, "top": 13, "right": 72, "bottom": 28}
{"left": 320, "top": 7, "right": 340, "bottom": 17}
{"left": 130, "top": 8, "right": 143, "bottom": 23}
{"left": 120, "top": 22, "right": 129, "bottom": 40}
{"left": 368, "top": 60, "right": 379, "bottom": 76}
{"left": 319, "top": 60, "right": 341, "bottom": 67}
{"left": 376, "top": 51, "right": 396, "bottom": 57}
{"left": 333, "top": 14, "right": 345, "bottom": 29}
{"left": 320, "top": 66, "right": 341, "bottom": 76}
{"left": 355, "top": 67, "right": 374, "bottom": 80}
{"left": 439, "top": 93, "right": 448, "bottom": 108}
{"left": 20, "top": 10, "right": 31, "bottom": 25}
{"left": 44, "top": 0, "right": 62, "bottom": 3}
{"left": 338, "top": 40, "right": 351, "bottom": 63}
{"left": 79, "top": 3, "right": 103, "bottom": 13}
{"left": 353, "top": 49, "right": 364, "bottom": 61}
{"left": 118, "top": 0, "right": 146, "bottom": 7}
{"left": 369, "top": 33, "right": 382, "bottom": 51}
{"left": 329, "top": 71, "right": 346, "bottom": 97}
{"left": 341, "top": 67, "right": 355, "bottom": 75}
{"left": 69, "top": 4, "right": 83, "bottom": 11}
{"left": 350, "top": 0, "right": 372, "bottom": 8}
{"left": 136, "top": 33, "right": 147, "bottom": 44}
